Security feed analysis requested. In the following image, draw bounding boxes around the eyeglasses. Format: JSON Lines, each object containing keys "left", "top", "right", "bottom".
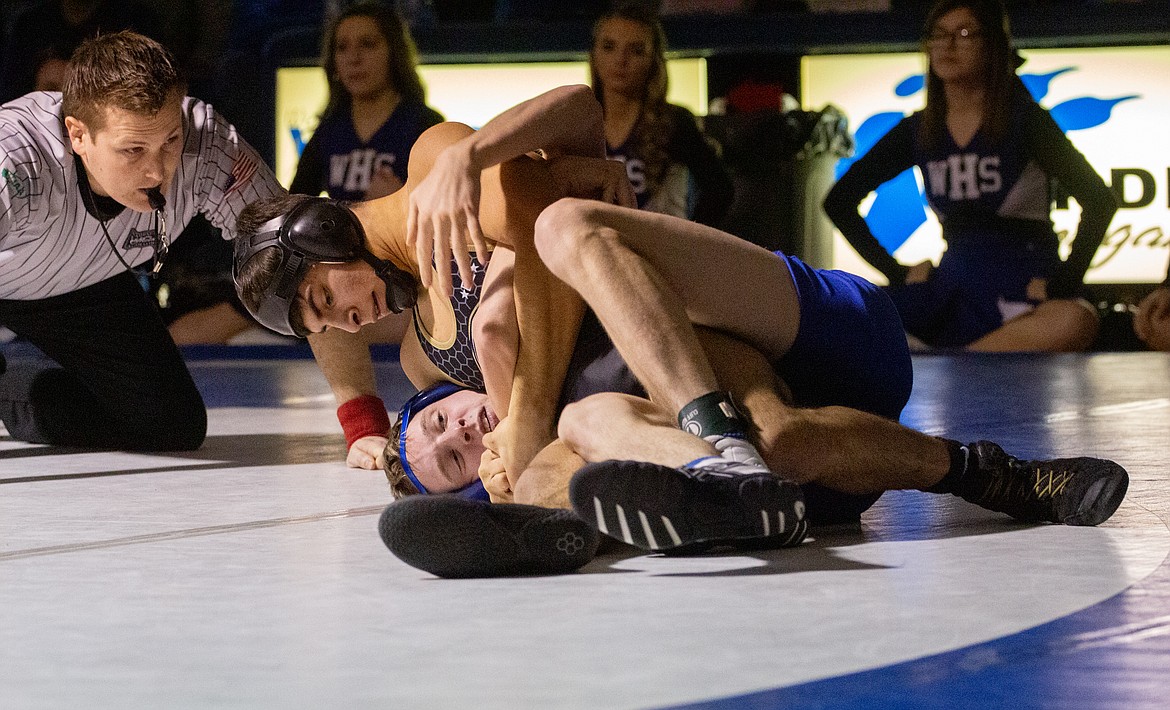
{"left": 925, "top": 27, "right": 983, "bottom": 48}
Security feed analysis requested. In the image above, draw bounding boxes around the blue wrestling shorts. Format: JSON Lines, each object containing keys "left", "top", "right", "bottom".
{"left": 775, "top": 253, "right": 914, "bottom": 524}
{"left": 556, "top": 255, "right": 914, "bottom": 525}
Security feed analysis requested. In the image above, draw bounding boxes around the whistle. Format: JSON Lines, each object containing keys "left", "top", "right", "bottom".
{"left": 146, "top": 187, "right": 168, "bottom": 274}
{"left": 146, "top": 187, "right": 166, "bottom": 211}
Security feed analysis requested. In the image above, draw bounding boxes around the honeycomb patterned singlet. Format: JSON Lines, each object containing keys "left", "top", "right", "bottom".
{"left": 412, "top": 256, "right": 487, "bottom": 391}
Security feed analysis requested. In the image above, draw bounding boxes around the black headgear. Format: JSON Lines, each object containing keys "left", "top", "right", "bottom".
{"left": 232, "top": 198, "right": 417, "bottom": 337}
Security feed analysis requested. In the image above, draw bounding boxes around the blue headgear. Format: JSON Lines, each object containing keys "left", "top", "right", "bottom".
{"left": 397, "top": 382, "right": 490, "bottom": 501}
{"left": 232, "top": 197, "right": 418, "bottom": 337}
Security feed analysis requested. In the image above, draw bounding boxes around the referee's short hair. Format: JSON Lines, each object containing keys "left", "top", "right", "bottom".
{"left": 62, "top": 30, "right": 186, "bottom": 131}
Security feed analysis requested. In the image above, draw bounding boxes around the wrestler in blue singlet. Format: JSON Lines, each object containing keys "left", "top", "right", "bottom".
{"left": 403, "top": 251, "right": 911, "bottom": 524}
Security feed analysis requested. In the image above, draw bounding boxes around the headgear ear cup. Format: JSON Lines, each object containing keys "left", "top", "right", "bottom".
{"left": 291, "top": 200, "right": 419, "bottom": 314}
{"left": 234, "top": 197, "right": 419, "bottom": 336}
{"left": 371, "top": 258, "right": 420, "bottom": 313}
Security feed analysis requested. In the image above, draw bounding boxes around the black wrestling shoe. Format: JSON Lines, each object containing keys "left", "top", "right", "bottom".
{"left": 569, "top": 459, "right": 808, "bottom": 554}
{"left": 957, "top": 441, "right": 1129, "bottom": 526}
{"left": 377, "top": 496, "right": 599, "bottom": 578}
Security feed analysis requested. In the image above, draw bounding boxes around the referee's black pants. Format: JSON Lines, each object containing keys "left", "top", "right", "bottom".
{"left": 0, "top": 272, "right": 206, "bottom": 451}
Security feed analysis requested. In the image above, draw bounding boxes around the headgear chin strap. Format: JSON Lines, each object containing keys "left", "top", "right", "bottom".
{"left": 397, "top": 382, "right": 490, "bottom": 501}
{"left": 232, "top": 197, "right": 418, "bottom": 337}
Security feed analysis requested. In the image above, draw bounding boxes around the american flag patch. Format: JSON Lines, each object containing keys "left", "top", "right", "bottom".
{"left": 224, "top": 155, "right": 257, "bottom": 195}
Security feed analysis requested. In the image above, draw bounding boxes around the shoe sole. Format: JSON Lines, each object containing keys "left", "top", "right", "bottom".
{"left": 1062, "top": 459, "right": 1129, "bottom": 526}
{"left": 569, "top": 460, "right": 808, "bottom": 553}
{"left": 378, "top": 496, "right": 598, "bottom": 578}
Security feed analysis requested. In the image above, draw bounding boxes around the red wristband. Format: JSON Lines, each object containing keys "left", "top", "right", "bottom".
{"left": 337, "top": 395, "right": 391, "bottom": 448}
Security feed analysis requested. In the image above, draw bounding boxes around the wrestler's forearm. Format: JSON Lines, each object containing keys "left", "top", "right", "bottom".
{"left": 308, "top": 328, "right": 378, "bottom": 405}
{"left": 461, "top": 85, "right": 605, "bottom": 170}
{"left": 310, "top": 328, "right": 390, "bottom": 459}
{"left": 475, "top": 159, "right": 585, "bottom": 479}
{"left": 505, "top": 242, "right": 585, "bottom": 477}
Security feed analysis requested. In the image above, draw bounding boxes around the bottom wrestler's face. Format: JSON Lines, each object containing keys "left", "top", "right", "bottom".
{"left": 404, "top": 390, "right": 497, "bottom": 493}
{"left": 66, "top": 93, "right": 184, "bottom": 213}
{"left": 297, "top": 261, "right": 391, "bottom": 334}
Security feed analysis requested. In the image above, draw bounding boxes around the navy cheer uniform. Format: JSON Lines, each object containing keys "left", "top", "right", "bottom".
{"left": 824, "top": 82, "right": 1117, "bottom": 346}
{"left": 290, "top": 98, "right": 443, "bottom": 200}
{"left": 607, "top": 103, "right": 733, "bottom": 227}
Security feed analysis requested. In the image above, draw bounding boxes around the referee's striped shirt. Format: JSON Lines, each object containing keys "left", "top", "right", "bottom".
{"left": 0, "top": 91, "right": 283, "bottom": 300}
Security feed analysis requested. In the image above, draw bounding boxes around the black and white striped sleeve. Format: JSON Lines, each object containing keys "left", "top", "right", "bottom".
{"left": 0, "top": 125, "right": 40, "bottom": 239}
{"left": 186, "top": 100, "right": 285, "bottom": 240}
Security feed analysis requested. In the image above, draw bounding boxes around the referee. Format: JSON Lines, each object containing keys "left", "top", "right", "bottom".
{"left": 0, "top": 31, "right": 283, "bottom": 450}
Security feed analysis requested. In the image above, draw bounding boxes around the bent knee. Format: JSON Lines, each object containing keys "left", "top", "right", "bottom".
{"left": 534, "top": 198, "right": 609, "bottom": 270}
{"left": 534, "top": 197, "right": 594, "bottom": 241}
{"left": 130, "top": 387, "right": 207, "bottom": 451}
{"left": 557, "top": 392, "right": 652, "bottom": 451}
{"left": 558, "top": 392, "right": 622, "bottom": 446}
{"left": 1037, "top": 299, "right": 1099, "bottom": 351}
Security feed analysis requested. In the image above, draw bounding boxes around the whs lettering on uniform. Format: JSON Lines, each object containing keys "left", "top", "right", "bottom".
{"left": 926, "top": 154, "right": 1003, "bottom": 200}
{"left": 610, "top": 155, "right": 647, "bottom": 194}
{"left": 329, "top": 149, "right": 397, "bottom": 192}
